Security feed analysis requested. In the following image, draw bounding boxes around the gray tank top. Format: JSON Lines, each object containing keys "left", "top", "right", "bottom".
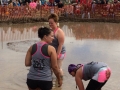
{"left": 27, "top": 42, "right": 52, "bottom": 81}
{"left": 50, "top": 28, "right": 66, "bottom": 54}
{"left": 82, "top": 61, "right": 107, "bottom": 81}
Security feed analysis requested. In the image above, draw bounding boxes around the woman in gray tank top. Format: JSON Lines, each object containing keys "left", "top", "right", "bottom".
{"left": 25, "top": 27, "right": 62, "bottom": 90}
{"left": 68, "top": 61, "right": 111, "bottom": 90}
{"left": 48, "top": 13, "right": 66, "bottom": 78}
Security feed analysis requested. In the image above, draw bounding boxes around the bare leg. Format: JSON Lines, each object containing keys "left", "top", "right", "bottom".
{"left": 57, "top": 59, "right": 63, "bottom": 77}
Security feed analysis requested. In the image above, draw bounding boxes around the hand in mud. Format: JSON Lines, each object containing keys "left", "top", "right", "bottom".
{"left": 106, "top": 69, "right": 111, "bottom": 79}
{"left": 58, "top": 79, "right": 62, "bottom": 87}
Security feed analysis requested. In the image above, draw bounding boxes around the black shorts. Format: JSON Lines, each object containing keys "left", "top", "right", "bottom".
{"left": 26, "top": 78, "right": 53, "bottom": 90}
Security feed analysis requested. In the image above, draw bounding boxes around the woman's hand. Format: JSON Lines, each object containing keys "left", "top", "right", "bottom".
{"left": 48, "top": 45, "right": 62, "bottom": 87}
{"left": 58, "top": 78, "right": 62, "bottom": 87}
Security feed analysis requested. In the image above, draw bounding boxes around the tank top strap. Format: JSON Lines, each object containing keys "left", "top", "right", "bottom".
{"left": 54, "top": 27, "right": 59, "bottom": 34}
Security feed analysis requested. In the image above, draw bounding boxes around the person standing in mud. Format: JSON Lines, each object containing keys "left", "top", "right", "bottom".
{"left": 25, "top": 27, "right": 62, "bottom": 90}
{"left": 48, "top": 13, "right": 66, "bottom": 78}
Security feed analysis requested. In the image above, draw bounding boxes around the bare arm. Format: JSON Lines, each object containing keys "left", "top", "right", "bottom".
{"left": 25, "top": 46, "right": 32, "bottom": 66}
{"left": 56, "top": 29, "right": 65, "bottom": 57}
{"left": 75, "top": 68, "right": 84, "bottom": 90}
{"left": 48, "top": 45, "right": 62, "bottom": 86}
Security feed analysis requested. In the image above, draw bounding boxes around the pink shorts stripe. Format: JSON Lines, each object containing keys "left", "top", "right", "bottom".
{"left": 58, "top": 53, "right": 66, "bottom": 60}
{"left": 92, "top": 67, "right": 111, "bottom": 83}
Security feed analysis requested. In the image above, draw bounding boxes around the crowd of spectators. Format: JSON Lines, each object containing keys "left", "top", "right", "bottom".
{"left": 0, "top": 0, "right": 120, "bottom": 9}
{"left": 0, "top": 0, "right": 64, "bottom": 6}
{"left": 0, "top": 0, "right": 120, "bottom": 19}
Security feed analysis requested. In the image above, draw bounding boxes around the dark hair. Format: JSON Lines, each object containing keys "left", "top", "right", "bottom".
{"left": 48, "top": 13, "right": 59, "bottom": 22}
{"left": 38, "top": 27, "right": 52, "bottom": 39}
{"left": 68, "top": 64, "right": 83, "bottom": 74}
{"left": 68, "top": 64, "right": 77, "bottom": 74}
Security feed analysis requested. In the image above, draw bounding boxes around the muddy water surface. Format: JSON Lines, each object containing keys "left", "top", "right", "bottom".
{"left": 0, "top": 22, "right": 120, "bottom": 90}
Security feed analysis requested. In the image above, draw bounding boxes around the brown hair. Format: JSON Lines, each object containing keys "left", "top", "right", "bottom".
{"left": 48, "top": 13, "right": 59, "bottom": 23}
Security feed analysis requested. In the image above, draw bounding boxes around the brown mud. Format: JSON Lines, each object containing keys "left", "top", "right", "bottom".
{"left": 0, "top": 22, "right": 120, "bottom": 90}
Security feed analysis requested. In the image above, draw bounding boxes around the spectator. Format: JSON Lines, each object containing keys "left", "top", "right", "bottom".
{"left": 49, "top": 0, "right": 54, "bottom": 6}
{"left": 55, "top": 0, "right": 60, "bottom": 4}
{"left": 41, "top": 0, "right": 46, "bottom": 5}
{"left": 65, "top": 4, "right": 74, "bottom": 17}
{"left": 24, "top": 0, "right": 31, "bottom": 5}
{"left": 58, "top": 1, "right": 64, "bottom": 8}
{"left": 29, "top": 0, "right": 37, "bottom": 9}
{"left": 13, "top": 0, "right": 20, "bottom": 6}
{"left": 1, "top": 0, "right": 8, "bottom": 5}
{"left": 36, "top": 0, "right": 41, "bottom": 10}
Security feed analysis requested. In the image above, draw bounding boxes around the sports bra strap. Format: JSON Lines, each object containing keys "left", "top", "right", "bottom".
{"left": 54, "top": 27, "right": 58, "bottom": 34}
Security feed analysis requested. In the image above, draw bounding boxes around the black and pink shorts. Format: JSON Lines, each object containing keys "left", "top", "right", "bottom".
{"left": 26, "top": 78, "right": 53, "bottom": 90}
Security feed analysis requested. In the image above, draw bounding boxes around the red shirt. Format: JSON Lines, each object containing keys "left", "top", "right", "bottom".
{"left": 49, "top": 0, "right": 54, "bottom": 3}
{"left": 80, "top": 0, "right": 87, "bottom": 5}
{"left": 80, "top": 0, "right": 92, "bottom": 7}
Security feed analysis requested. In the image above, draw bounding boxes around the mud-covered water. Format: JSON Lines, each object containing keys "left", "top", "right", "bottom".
{"left": 0, "top": 22, "right": 120, "bottom": 90}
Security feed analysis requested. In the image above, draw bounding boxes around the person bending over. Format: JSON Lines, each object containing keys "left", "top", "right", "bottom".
{"left": 68, "top": 61, "right": 111, "bottom": 90}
